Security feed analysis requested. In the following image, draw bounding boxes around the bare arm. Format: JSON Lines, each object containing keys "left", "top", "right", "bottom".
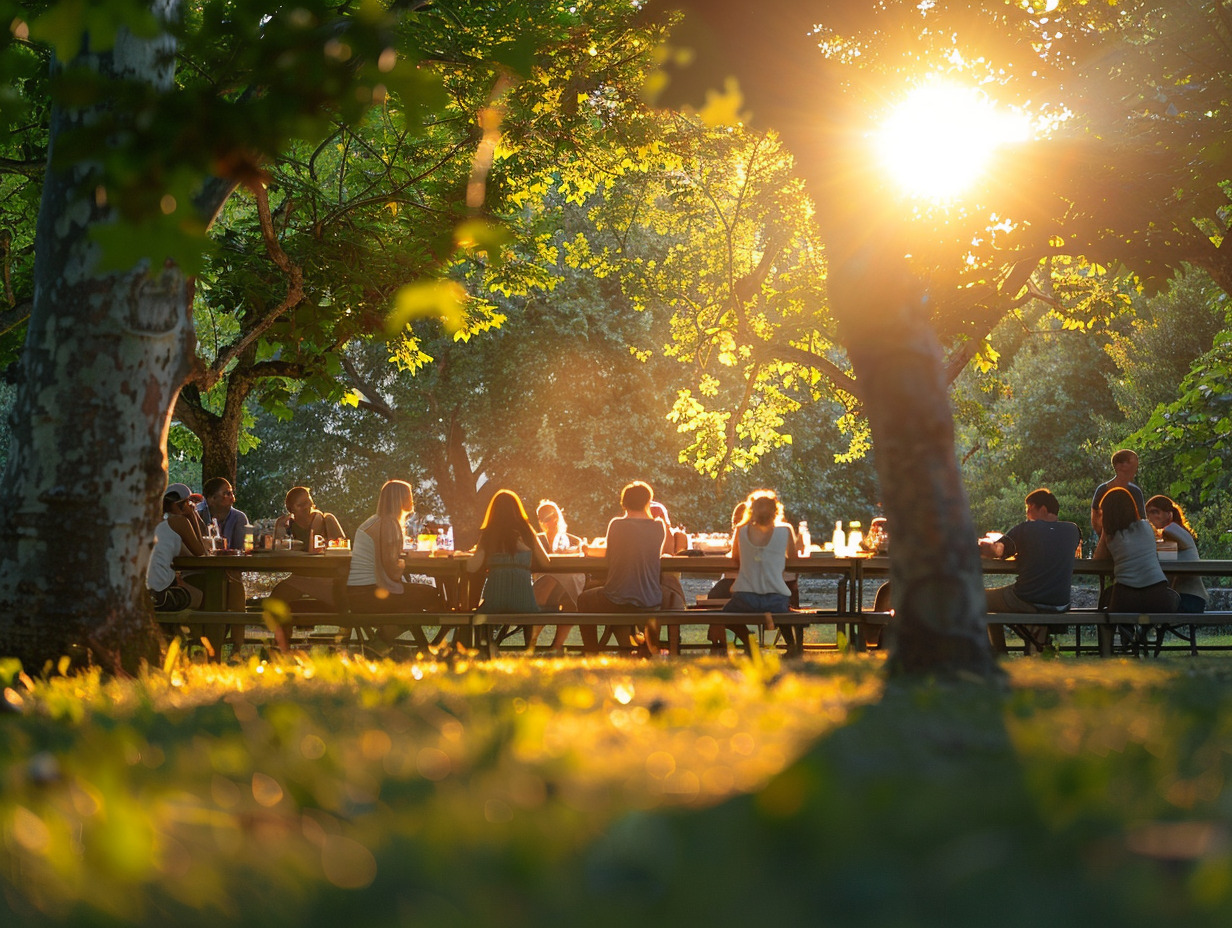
{"left": 168, "top": 514, "right": 206, "bottom": 556}
{"left": 979, "top": 540, "right": 1006, "bottom": 559}
{"left": 466, "top": 542, "right": 487, "bottom": 574}
{"left": 530, "top": 532, "right": 551, "bottom": 571}
{"left": 323, "top": 512, "right": 346, "bottom": 541}
{"left": 1093, "top": 533, "right": 1110, "bottom": 561}
{"left": 729, "top": 529, "right": 742, "bottom": 568}
{"left": 376, "top": 519, "right": 405, "bottom": 587}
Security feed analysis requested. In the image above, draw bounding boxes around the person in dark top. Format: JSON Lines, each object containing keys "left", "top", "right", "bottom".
{"left": 980, "top": 487, "right": 1081, "bottom": 655}
{"left": 1090, "top": 449, "right": 1146, "bottom": 539}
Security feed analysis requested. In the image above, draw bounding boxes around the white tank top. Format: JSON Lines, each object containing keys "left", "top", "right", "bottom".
{"left": 732, "top": 524, "right": 791, "bottom": 596}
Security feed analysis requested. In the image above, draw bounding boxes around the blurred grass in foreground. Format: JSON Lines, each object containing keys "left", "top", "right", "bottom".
{"left": 1, "top": 651, "right": 1230, "bottom": 927}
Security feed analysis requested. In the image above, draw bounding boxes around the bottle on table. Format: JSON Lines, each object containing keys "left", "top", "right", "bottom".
{"left": 832, "top": 520, "right": 845, "bottom": 556}
{"left": 847, "top": 521, "right": 863, "bottom": 554}
{"left": 798, "top": 521, "right": 811, "bottom": 557}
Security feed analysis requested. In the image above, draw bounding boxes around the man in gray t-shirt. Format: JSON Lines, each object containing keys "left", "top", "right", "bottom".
{"left": 1090, "top": 448, "right": 1146, "bottom": 539}
{"left": 980, "top": 488, "right": 1081, "bottom": 654}
{"left": 577, "top": 481, "right": 668, "bottom": 655}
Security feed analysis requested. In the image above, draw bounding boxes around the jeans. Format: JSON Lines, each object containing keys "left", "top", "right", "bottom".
{"left": 722, "top": 591, "right": 791, "bottom": 613}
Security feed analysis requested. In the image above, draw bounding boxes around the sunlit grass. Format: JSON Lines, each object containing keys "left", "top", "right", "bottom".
{"left": 3, "top": 652, "right": 1232, "bottom": 926}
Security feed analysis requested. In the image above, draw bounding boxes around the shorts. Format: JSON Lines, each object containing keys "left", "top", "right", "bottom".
{"left": 151, "top": 585, "right": 191, "bottom": 612}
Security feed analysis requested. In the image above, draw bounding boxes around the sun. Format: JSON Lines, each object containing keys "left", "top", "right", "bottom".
{"left": 874, "top": 81, "right": 1030, "bottom": 202}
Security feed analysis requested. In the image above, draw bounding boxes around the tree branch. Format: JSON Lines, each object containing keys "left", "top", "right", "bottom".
{"left": 197, "top": 183, "right": 305, "bottom": 389}
{"left": 341, "top": 354, "right": 398, "bottom": 421}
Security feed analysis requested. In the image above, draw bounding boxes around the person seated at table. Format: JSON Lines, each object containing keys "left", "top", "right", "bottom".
{"left": 533, "top": 499, "right": 586, "bottom": 652}
{"left": 979, "top": 487, "right": 1082, "bottom": 655}
{"left": 266, "top": 486, "right": 349, "bottom": 651}
{"left": 1090, "top": 449, "right": 1146, "bottom": 540}
{"left": 578, "top": 480, "right": 668, "bottom": 656}
{"left": 1145, "top": 494, "right": 1207, "bottom": 614}
{"left": 345, "top": 479, "right": 441, "bottom": 654}
{"left": 649, "top": 501, "right": 690, "bottom": 555}
{"left": 274, "top": 485, "right": 346, "bottom": 550}
{"left": 468, "top": 490, "right": 551, "bottom": 645}
{"left": 706, "top": 500, "right": 747, "bottom": 650}
{"left": 722, "top": 490, "right": 802, "bottom": 656}
{"left": 197, "top": 476, "right": 250, "bottom": 550}
{"left": 148, "top": 483, "right": 208, "bottom": 615}
{"left": 1094, "top": 487, "right": 1180, "bottom": 614}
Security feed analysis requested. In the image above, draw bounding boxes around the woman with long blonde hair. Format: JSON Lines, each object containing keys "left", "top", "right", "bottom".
{"left": 345, "top": 480, "right": 440, "bottom": 653}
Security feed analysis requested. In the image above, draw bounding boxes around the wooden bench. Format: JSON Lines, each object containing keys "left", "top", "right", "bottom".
{"left": 168, "top": 608, "right": 838, "bottom": 658}
{"left": 166, "top": 608, "right": 1232, "bottom": 659}
{"left": 983, "top": 611, "right": 1232, "bottom": 657}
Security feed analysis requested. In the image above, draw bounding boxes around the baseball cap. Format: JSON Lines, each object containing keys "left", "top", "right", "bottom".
{"left": 164, "top": 483, "right": 193, "bottom": 502}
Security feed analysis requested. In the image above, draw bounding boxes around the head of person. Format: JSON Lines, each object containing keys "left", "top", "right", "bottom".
{"left": 481, "top": 489, "right": 534, "bottom": 553}
{"left": 1099, "top": 486, "right": 1139, "bottom": 537}
{"left": 730, "top": 501, "right": 747, "bottom": 532}
{"left": 163, "top": 483, "right": 195, "bottom": 516}
{"left": 285, "top": 486, "right": 317, "bottom": 518}
{"left": 620, "top": 481, "right": 653, "bottom": 515}
{"left": 536, "top": 499, "right": 567, "bottom": 537}
{"left": 1145, "top": 494, "right": 1195, "bottom": 537}
{"left": 1111, "top": 449, "right": 1139, "bottom": 479}
{"left": 377, "top": 480, "right": 414, "bottom": 522}
{"left": 745, "top": 490, "right": 783, "bottom": 527}
{"left": 1024, "top": 488, "right": 1059, "bottom": 519}
{"left": 203, "top": 477, "right": 234, "bottom": 513}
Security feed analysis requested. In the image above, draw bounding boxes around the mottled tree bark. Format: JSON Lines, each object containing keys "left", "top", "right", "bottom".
{"left": 0, "top": 5, "right": 187, "bottom": 673}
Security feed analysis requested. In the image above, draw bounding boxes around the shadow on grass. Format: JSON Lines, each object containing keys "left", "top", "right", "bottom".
{"left": 542, "top": 675, "right": 1230, "bottom": 928}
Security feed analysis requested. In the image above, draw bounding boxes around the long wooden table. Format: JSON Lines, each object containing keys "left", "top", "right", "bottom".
{"left": 169, "top": 551, "right": 1232, "bottom": 656}
{"left": 171, "top": 551, "right": 868, "bottom": 610}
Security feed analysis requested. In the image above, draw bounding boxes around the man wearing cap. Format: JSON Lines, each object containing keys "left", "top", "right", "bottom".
{"left": 197, "top": 477, "right": 249, "bottom": 550}
{"left": 148, "top": 484, "right": 208, "bottom": 612}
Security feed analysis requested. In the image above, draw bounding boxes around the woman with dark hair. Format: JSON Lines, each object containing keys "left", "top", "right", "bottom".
{"left": 1094, "top": 487, "right": 1179, "bottom": 613}
{"left": 1145, "top": 494, "right": 1207, "bottom": 613}
{"left": 267, "top": 486, "right": 348, "bottom": 651}
{"left": 345, "top": 479, "right": 440, "bottom": 653}
{"left": 467, "top": 489, "right": 551, "bottom": 615}
{"left": 274, "top": 486, "right": 346, "bottom": 550}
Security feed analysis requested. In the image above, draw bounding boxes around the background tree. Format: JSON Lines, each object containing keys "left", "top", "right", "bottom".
{"left": 0, "top": 0, "right": 674, "bottom": 670}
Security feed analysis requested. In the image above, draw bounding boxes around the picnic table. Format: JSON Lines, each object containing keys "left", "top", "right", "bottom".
{"left": 168, "top": 551, "right": 1232, "bottom": 657}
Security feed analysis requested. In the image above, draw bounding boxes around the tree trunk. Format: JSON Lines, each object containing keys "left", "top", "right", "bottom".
{"left": 0, "top": 6, "right": 188, "bottom": 673}
{"left": 663, "top": 0, "right": 998, "bottom": 677}
{"left": 428, "top": 412, "right": 488, "bottom": 549}
{"left": 175, "top": 384, "right": 246, "bottom": 489}
{"left": 828, "top": 249, "right": 998, "bottom": 676}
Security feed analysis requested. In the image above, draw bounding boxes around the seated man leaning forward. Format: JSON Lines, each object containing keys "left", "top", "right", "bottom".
{"left": 979, "top": 487, "right": 1081, "bottom": 655}
{"left": 577, "top": 480, "right": 668, "bottom": 656}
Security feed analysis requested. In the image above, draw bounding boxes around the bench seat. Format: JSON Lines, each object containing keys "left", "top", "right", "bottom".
{"left": 165, "top": 608, "right": 1232, "bottom": 659}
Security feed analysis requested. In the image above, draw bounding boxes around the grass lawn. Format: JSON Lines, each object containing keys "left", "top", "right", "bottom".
{"left": 2, "top": 648, "right": 1230, "bottom": 927}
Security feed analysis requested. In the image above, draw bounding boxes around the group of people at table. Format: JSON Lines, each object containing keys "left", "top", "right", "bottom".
{"left": 147, "top": 447, "right": 1205, "bottom": 657}
{"left": 977, "top": 448, "right": 1206, "bottom": 653}
{"left": 148, "top": 475, "right": 807, "bottom": 656}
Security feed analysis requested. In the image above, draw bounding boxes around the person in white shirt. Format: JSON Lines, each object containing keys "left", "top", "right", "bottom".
{"left": 148, "top": 483, "right": 207, "bottom": 612}
{"left": 723, "top": 490, "right": 802, "bottom": 654}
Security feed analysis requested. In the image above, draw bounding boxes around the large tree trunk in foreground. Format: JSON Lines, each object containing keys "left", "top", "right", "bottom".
{"left": 828, "top": 249, "right": 996, "bottom": 675}
{"left": 664, "top": 0, "right": 997, "bottom": 676}
{"left": 0, "top": 6, "right": 189, "bottom": 673}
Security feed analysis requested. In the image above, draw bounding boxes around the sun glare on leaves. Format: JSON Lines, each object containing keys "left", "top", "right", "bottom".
{"left": 874, "top": 81, "right": 1030, "bottom": 203}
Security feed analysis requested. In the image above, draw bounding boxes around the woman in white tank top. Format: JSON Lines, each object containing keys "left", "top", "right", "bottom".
{"left": 722, "top": 491, "right": 801, "bottom": 653}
